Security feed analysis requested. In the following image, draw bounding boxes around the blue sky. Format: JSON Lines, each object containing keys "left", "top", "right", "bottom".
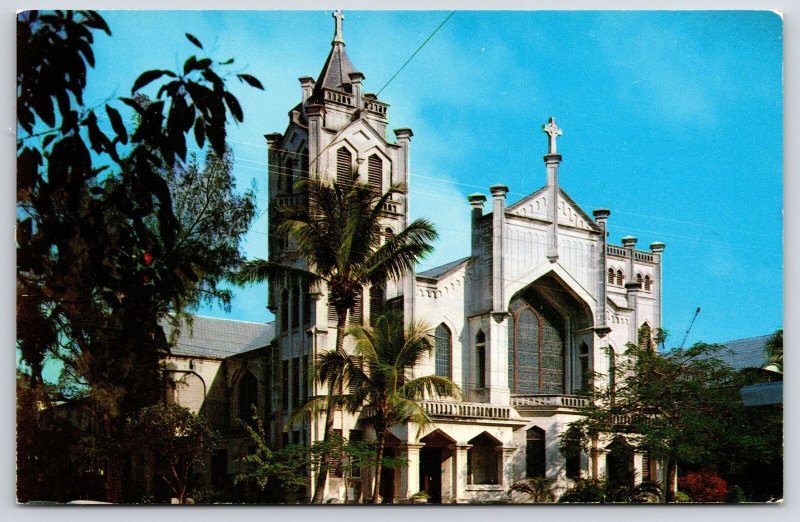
{"left": 82, "top": 10, "right": 782, "bottom": 349}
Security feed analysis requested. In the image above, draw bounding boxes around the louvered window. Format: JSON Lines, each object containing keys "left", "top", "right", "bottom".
{"left": 616, "top": 270, "right": 624, "bottom": 286}
{"left": 608, "top": 268, "right": 615, "bottom": 284}
{"left": 280, "top": 288, "right": 289, "bottom": 333}
{"left": 368, "top": 154, "right": 382, "bottom": 193}
{"left": 350, "top": 290, "right": 363, "bottom": 325}
{"left": 291, "top": 285, "right": 300, "bottom": 329}
{"left": 369, "top": 285, "right": 384, "bottom": 326}
{"left": 476, "top": 330, "right": 486, "bottom": 389}
{"left": 336, "top": 147, "right": 352, "bottom": 188}
{"left": 644, "top": 275, "right": 652, "bottom": 291}
{"left": 348, "top": 356, "right": 363, "bottom": 394}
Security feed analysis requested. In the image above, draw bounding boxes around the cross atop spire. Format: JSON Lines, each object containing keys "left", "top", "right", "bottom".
{"left": 332, "top": 10, "right": 345, "bottom": 44}
{"left": 542, "top": 116, "right": 563, "bottom": 154}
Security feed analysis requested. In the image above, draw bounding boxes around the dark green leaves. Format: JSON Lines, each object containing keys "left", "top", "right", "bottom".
{"left": 105, "top": 105, "right": 127, "bottom": 145}
{"left": 185, "top": 33, "right": 203, "bottom": 49}
{"left": 237, "top": 73, "right": 264, "bottom": 90}
{"left": 131, "top": 69, "right": 177, "bottom": 94}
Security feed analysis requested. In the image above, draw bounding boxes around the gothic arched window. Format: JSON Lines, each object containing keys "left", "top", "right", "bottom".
{"left": 616, "top": 270, "right": 624, "bottom": 286}
{"left": 291, "top": 285, "right": 301, "bottom": 329}
{"left": 644, "top": 274, "right": 652, "bottom": 291}
{"left": 336, "top": 147, "right": 352, "bottom": 188}
{"left": 280, "top": 288, "right": 289, "bottom": 333}
{"left": 368, "top": 154, "right": 382, "bottom": 193}
{"left": 509, "top": 297, "right": 565, "bottom": 394}
{"left": 526, "top": 426, "right": 546, "bottom": 478}
{"left": 608, "top": 268, "right": 615, "bottom": 284}
{"left": 608, "top": 347, "right": 616, "bottom": 399}
{"left": 284, "top": 158, "right": 295, "bottom": 194}
{"left": 476, "top": 330, "right": 486, "bottom": 389}
{"left": 384, "top": 227, "right": 394, "bottom": 244}
{"left": 238, "top": 371, "right": 258, "bottom": 424}
{"left": 435, "top": 324, "right": 452, "bottom": 378}
{"left": 636, "top": 273, "right": 643, "bottom": 286}
{"left": 579, "top": 342, "right": 590, "bottom": 393}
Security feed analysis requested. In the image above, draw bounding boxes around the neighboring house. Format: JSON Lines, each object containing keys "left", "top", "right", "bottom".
{"left": 711, "top": 334, "right": 783, "bottom": 407}
{"left": 262, "top": 13, "right": 666, "bottom": 503}
{"left": 161, "top": 315, "right": 274, "bottom": 496}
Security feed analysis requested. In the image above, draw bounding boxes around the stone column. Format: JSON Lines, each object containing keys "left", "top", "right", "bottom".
{"left": 622, "top": 236, "right": 640, "bottom": 340}
{"left": 452, "top": 443, "right": 472, "bottom": 504}
{"left": 592, "top": 209, "right": 612, "bottom": 334}
{"left": 393, "top": 128, "right": 414, "bottom": 328}
{"left": 490, "top": 185, "right": 508, "bottom": 313}
{"left": 468, "top": 194, "right": 486, "bottom": 257}
{"left": 399, "top": 443, "right": 424, "bottom": 502}
{"left": 544, "top": 152, "right": 562, "bottom": 262}
{"left": 306, "top": 104, "right": 326, "bottom": 178}
{"left": 299, "top": 76, "right": 315, "bottom": 104}
{"left": 650, "top": 242, "right": 666, "bottom": 330}
{"left": 500, "top": 446, "right": 517, "bottom": 490}
{"left": 349, "top": 71, "right": 365, "bottom": 110}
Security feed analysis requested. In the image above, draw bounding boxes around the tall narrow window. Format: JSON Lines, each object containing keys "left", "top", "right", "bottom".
{"left": 636, "top": 273, "right": 643, "bottom": 286}
{"left": 565, "top": 437, "right": 581, "bottom": 479}
{"left": 238, "top": 371, "right": 258, "bottom": 424}
{"left": 348, "top": 356, "right": 363, "bottom": 394}
{"left": 434, "top": 324, "right": 452, "bottom": 378}
{"left": 292, "top": 357, "right": 300, "bottom": 408}
{"left": 291, "top": 285, "right": 300, "bottom": 329}
{"left": 303, "top": 280, "right": 312, "bottom": 325}
{"left": 284, "top": 158, "right": 295, "bottom": 194}
{"left": 336, "top": 147, "right": 353, "bottom": 188}
{"left": 639, "top": 323, "right": 653, "bottom": 351}
{"left": 616, "top": 270, "right": 624, "bottom": 286}
{"left": 369, "top": 285, "right": 384, "bottom": 326}
{"left": 384, "top": 227, "right": 394, "bottom": 243}
{"left": 368, "top": 154, "right": 382, "bottom": 193}
{"left": 281, "top": 360, "right": 289, "bottom": 409}
{"left": 476, "top": 330, "right": 486, "bottom": 389}
{"left": 526, "top": 426, "right": 546, "bottom": 478}
{"left": 579, "top": 342, "right": 590, "bottom": 393}
{"left": 608, "top": 268, "right": 615, "bottom": 284}
{"left": 280, "top": 288, "right": 289, "bottom": 333}
{"left": 644, "top": 274, "right": 652, "bottom": 291}
{"left": 302, "top": 355, "right": 310, "bottom": 403}
{"left": 350, "top": 289, "right": 363, "bottom": 325}
{"left": 608, "top": 347, "right": 616, "bottom": 400}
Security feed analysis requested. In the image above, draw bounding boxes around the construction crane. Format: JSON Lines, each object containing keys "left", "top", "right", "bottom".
{"left": 679, "top": 307, "right": 701, "bottom": 349}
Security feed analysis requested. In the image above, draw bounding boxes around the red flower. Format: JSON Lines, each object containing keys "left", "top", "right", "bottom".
{"left": 143, "top": 252, "right": 154, "bottom": 266}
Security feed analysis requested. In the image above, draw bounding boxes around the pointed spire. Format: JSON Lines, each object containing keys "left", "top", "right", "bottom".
{"left": 332, "top": 10, "right": 345, "bottom": 45}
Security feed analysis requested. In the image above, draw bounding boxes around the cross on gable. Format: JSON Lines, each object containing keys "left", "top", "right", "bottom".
{"left": 332, "top": 10, "right": 345, "bottom": 43}
{"left": 542, "top": 117, "right": 563, "bottom": 154}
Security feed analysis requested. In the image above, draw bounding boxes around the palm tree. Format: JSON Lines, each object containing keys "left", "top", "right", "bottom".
{"left": 235, "top": 176, "right": 437, "bottom": 503}
{"left": 340, "top": 310, "right": 462, "bottom": 503}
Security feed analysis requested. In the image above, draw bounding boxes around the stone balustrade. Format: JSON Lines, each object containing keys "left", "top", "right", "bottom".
{"left": 420, "top": 400, "right": 514, "bottom": 420}
{"left": 510, "top": 395, "right": 589, "bottom": 409}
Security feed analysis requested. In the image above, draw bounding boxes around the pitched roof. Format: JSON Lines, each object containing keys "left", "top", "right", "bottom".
{"left": 313, "top": 41, "right": 357, "bottom": 97}
{"left": 740, "top": 381, "right": 783, "bottom": 407}
{"left": 716, "top": 334, "right": 772, "bottom": 370}
{"left": 163, "top": 315, "right": 274, "bottom": 360}
{"left": 417, "top": 257, "right": 471, "bottom": 281}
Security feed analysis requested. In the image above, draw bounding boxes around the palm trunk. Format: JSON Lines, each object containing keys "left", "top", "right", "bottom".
{"left": 665, "top": 459, "right": 677, "bottom": 503}
{"left": 371, "top": 429, "right": 387, "bottom": 504}
{"left": 311, "top": 310, "right": 349, "bottom": 504}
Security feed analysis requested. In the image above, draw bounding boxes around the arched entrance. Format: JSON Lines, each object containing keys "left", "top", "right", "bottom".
{"left": 419, "top": 430, "right": 456, "bottom": 503}
{"left": 507, "top": 272, "right": 593, "bottom": 396}
{"left": 605, "top": 438, "right": 635, "bottom": 490}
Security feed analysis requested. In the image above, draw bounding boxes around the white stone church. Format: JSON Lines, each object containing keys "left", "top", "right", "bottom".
{"left": 262, "top": 12, "right": 666, "bottom": 503}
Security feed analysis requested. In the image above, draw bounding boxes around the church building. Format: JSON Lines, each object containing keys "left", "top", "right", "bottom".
{"left": 263, "top": 11, "right": 666, "bottom": 503}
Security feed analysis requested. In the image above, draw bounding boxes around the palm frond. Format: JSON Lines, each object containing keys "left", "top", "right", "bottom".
{"left": 285, "top": 395, "right": 327, "bottom": 430}
{"left": 231, "top": 258, "right": 322, "bottom": 286}
{"left": 364, "top": 218, "right": 438, "bottom": 285}
{"left": 400, "top": 375, "right": 463, "bottom": 401}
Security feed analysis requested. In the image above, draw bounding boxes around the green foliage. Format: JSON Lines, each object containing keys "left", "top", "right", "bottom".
{"left": 17, "top": 10, "right": 259, "bottom": 502}
{"left": 557, "top": 479, "right": 606, "bottom": 503}
{"left": 763, "top": 329, "right": 783, "bottom": 372}
{"left": 234, "top": 176, "right": 438, "bottom": 503}
{"left": 564, "top": 339, "right": 783, "bottom": 503}
{"left": 508, "top": 477, "right": 556, "bottom": 503}
{"left": 126, "top": 404, "right": 218, "bottom": 503}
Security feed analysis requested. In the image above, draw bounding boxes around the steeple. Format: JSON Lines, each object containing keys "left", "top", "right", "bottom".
{"left": 314, "top": 10, "right": 358, "bottom": 96}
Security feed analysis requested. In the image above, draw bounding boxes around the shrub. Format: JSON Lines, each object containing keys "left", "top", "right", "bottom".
{"left": 558, "top": 479, "right": 606, "bottom": 503}
{"left": 678, "top": 470, "right": 728, "bottom": 503}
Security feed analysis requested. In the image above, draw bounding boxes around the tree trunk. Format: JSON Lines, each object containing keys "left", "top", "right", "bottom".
{"left": 310, "top": 309, "right": 349, "bottom": 504}
{"left": 371, "top": 429, "right": 386, "bottom": 504}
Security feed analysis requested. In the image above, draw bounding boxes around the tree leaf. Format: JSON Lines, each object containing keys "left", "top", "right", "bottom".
{"left": 105, "top": 105, "right": 128, "bottom": 145}
{"left": 224, "top": 92, "right": 243, "bottom": 123}
{"left": 185, "top": 33, "right": 203, "bottom": 49}
{"left": 236, "top": 74, "right": 264, "bottom": 90}
{"left": 131, "top": 69, "right": 176, "bottom": 94}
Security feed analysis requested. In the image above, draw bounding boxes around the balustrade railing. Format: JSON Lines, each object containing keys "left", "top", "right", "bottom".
{"left": 420, "top": 400, "right": 513, "bottom": 420}
{"left": 510, "top": 395, "right": 589, "bottom": 409}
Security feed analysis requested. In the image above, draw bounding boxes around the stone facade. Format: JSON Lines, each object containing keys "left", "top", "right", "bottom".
{"left": 262, "top": 12, "right": 666, "bottom": 503}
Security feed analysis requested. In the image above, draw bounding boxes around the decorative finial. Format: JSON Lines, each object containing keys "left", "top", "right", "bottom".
{"left": 332, "top": 10, "right": 345, "bottom": 44}
{"left": 542, "top": 116, "right": 563, "bottom": 154}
